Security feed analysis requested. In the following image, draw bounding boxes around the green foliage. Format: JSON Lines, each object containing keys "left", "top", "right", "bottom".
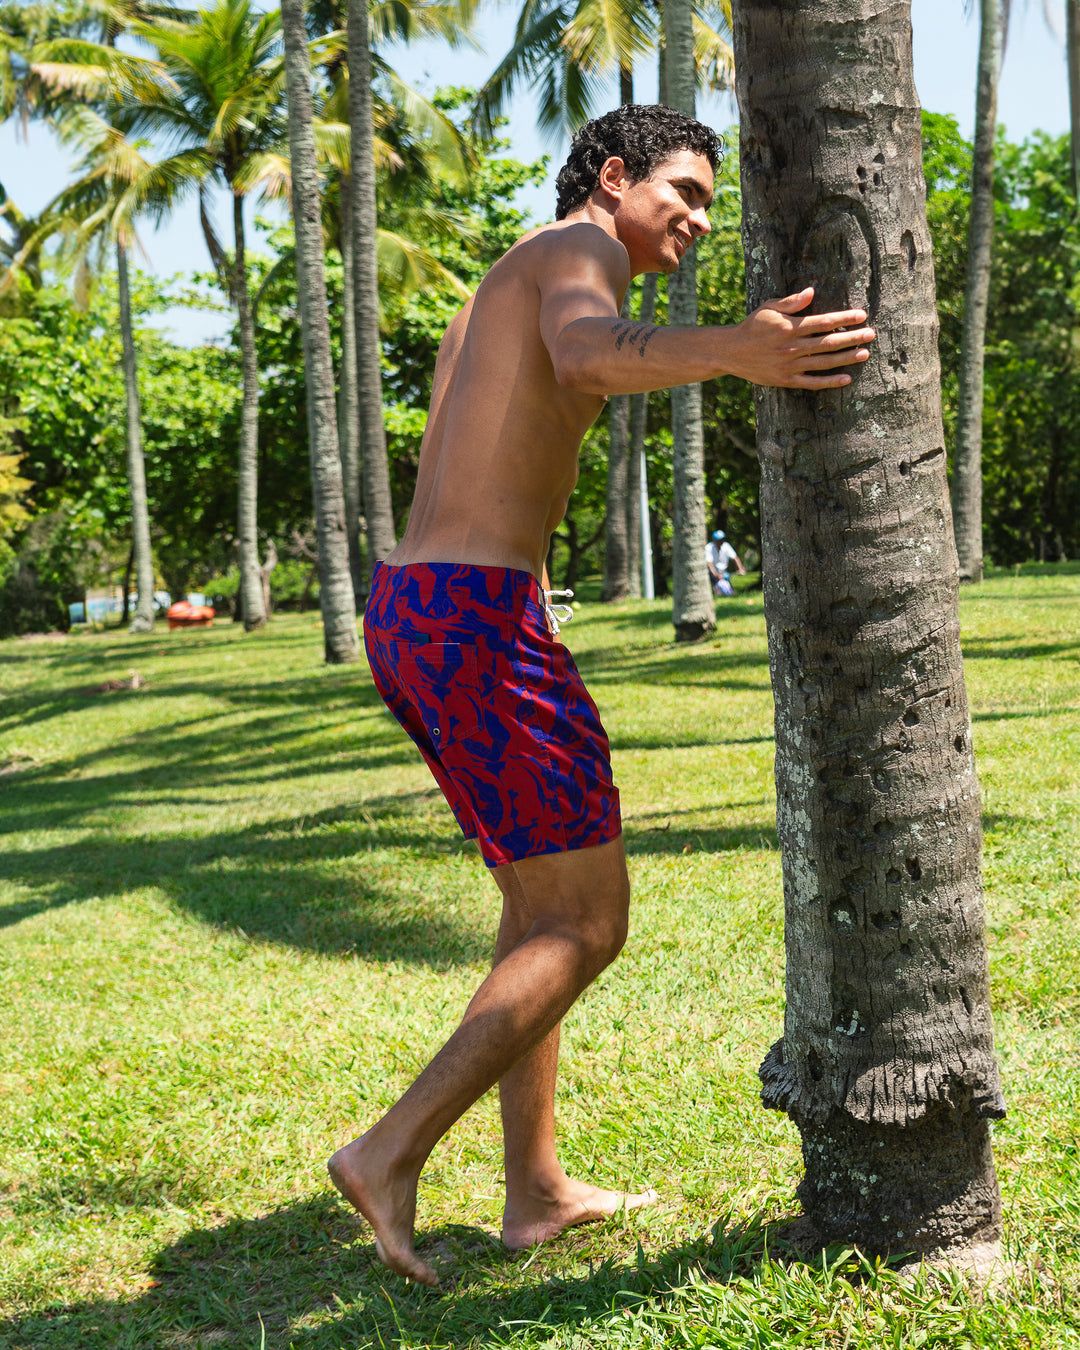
{"left": 983, "top": 131, "right": 1080, "bottom": 563}
{"left": 0, "top": 508, "right": 90, "bottom": 637}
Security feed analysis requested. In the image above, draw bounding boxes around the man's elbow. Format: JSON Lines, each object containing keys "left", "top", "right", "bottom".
{"left": 551, "top": 338, "right": 606, "bottom": 394}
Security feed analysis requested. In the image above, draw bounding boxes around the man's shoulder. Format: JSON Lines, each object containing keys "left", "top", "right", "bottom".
{"left": 506, "top": 219, "right": 629, "bottom": 274}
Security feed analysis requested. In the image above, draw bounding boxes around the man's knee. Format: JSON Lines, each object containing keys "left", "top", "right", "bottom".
{"left": 571, "top": 866, "right": 630, "bottom": 974}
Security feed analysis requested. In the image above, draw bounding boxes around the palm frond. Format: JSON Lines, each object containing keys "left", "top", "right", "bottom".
{"left": 692, "top": 12, "right": 734, "bottom": 93}
{"left": 376, "top": 226, "right": 472, "bottom": 307}
{"left": 472, "top": 1, "right": 572, "bottom": 141}
{"left": 233, "top": 149, "right": 292, "bottom": 201}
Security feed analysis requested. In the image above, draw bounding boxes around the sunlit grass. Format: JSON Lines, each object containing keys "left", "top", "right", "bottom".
{"left": 1, "top": 564, "right": 1077, "bottom": 1348}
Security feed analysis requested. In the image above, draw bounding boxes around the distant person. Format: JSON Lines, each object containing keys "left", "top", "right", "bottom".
{"left": 706, "top": 530, "right": 745, "bottom": 596}
{"left": 329, "top": 104, "right": 876, "bottom": 1287}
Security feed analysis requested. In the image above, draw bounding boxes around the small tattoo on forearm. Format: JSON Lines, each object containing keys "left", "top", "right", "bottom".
{"left": 611, "top": 321, "right": 634, "bottom": 351}
{"left": 636, "top": 326, "right": 659, "bottom": 357}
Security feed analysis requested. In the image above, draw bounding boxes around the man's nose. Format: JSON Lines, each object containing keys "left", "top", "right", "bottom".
{"left": 690, "top": 208, "right": 711, "bottom": 238}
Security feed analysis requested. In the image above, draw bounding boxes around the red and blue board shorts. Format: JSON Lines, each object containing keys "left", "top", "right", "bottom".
{"left": 363, "top": 561, "right": 621, "bottom": 868}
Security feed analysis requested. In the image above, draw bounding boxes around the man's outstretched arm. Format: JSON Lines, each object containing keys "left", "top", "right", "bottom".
{"left": 537, "top": 234, "right": 875, "bottom": 393}
{"left": 553, "top": 288, "right": 875, "bottom": 394}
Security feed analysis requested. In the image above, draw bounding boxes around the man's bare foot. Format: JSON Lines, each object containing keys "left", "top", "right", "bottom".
{"left": 501, "top": 1178, "right": 660, "bottom": 1250}
{"left": 328, "top": 1134, "right": 440, "bottom": 1287}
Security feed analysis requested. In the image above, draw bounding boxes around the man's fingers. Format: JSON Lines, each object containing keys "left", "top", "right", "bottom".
{"left": 811, "top": 326, "right": 876, "bottom": 352}
{"left": 792, "top": 308, "right": 871, "bottom": 334}
{"left": 768, "top": 286, "right": 816, "bottom": 314}
{"left": 799, "top": 347, "right": 872, "bottom": 372}
{"left": 793, "top": 371, "right": 856, "bottom": 389}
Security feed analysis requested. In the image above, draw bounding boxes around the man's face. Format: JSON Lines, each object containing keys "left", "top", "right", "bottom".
{"left": 613, "top": 149, "right": 715, "bottom": 275}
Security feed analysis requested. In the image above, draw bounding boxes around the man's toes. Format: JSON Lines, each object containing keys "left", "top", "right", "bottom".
{"left": 375, "top": 1238, "right": 440, "bottom": 1288}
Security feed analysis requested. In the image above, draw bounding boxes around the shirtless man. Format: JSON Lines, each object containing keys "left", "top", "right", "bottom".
{"left": 329, "top": 105, "right": 875, "bottom": 1287}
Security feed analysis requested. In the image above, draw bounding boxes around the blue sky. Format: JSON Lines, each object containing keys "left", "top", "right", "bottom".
{"left": 1, "top": 0, "right": 1071, "bottom": 344}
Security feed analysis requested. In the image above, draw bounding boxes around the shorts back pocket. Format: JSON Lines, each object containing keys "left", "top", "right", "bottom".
{"left": 395, "top": 642, "right": 482, "bottom": 748}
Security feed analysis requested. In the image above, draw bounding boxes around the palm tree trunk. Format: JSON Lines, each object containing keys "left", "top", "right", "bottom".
{"left": 282, "top": 0, "right": 359, "bottom": 664}
{"left": 603, "top": 295, "right": 632, "bottom": 602}
{"left": 1068, "top": 0, "right": 1080, "bottom": 200}
{"left": 347, "top": 0, "right": 396, "bottom": 574}
{"left": 337, "top": 170, "right": 366, "bottom": 605}
{"left": 603, "top": 69, "right": 636, "bottom": 603}
{"left": 663, "top": 0, "right": 715, "bottom": 641}
{"left": 734, "top": 0, "right": 1005, "bottom": 1258}
{"left": 116, "top": 237, "right": 155, "bottom": 633}
{"left": 952, "top": 0, "right": 1004, "bottom": 585}
{"left": 626, "top": 273, "right": 657, "bottom": 600}
{"left": 232, "top": 191, "right": 267, "bottom": 631}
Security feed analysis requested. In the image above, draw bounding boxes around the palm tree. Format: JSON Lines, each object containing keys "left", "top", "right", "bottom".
{"left": 473, "top": 0, "right": 732, "bottom": 140}
{"left": 44, "top": 107, "right": 182, "bottom": 631}
{"left": 952, "top": 0, "right": 1006, "bottom": 584}
{"left": 120, "top": 0, "right": 290, "bottom": 630}
{"left": 734, "top": 0, "right": 1004, "bottom": 1262}
{"left": 663, "top": 0, "right": 715, "bottom": 639}
{"left": 302, "top": 0, "right": 474, "bottom": 600}
{"left": 347, "top": 0, "right": 397, "bottom": 571}
{"left": 281, "top": 0, "right": 359, "bottom": 662}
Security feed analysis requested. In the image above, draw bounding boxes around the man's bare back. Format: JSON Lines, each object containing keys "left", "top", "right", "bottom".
{"left": 386, "top": 222, "right": 622, "bottom": 579}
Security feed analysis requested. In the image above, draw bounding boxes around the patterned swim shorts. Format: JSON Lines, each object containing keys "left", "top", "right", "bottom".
{"left": 363, "top": 561, "right": 621, "bottom": 868}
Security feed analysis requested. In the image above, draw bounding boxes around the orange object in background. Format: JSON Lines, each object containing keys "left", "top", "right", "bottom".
{"left": 166, "top": 601, "right": 215, "bottom": 630}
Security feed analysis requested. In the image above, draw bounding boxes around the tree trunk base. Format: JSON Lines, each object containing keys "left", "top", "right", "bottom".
{"left": 793, "top": 1099, "right": 1002, "bottom": 1259}
{"left": 775, "top": 1217, "right": 1014, "bottom": 1289}
{"left": 128, "top": 615, "right": 154, "bottom": 634}
{"left": 674, "top": 617, "right": 716, "bottom": 643}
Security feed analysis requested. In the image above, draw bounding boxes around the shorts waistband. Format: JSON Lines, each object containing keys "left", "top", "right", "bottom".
{"left": 372, "top": 559, "right": 543, "bottom": 604}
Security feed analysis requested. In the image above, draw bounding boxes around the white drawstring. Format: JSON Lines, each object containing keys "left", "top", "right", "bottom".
{"left": 542, "top": 588, "right": 574, "bottom": 636}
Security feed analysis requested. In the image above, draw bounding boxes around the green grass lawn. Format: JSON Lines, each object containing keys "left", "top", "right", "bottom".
{"left": 1, "top": 565, "right": 1077, "bottom": 1349}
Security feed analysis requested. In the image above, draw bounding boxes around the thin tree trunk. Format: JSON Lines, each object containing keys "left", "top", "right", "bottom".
{"left": 1068, "top": 0, "right": 1080, "bottom": 201}
{"left": 663, "top": 0, "right": 715, "bottom": 641}
{"left": 953, "top": 0, "right": 1004, "bottom": 585}
{"left": 627, "top": 273, "right": 657, "bottom": 600}
{"left": 282, "top": 0, "right": 359, "bottom": 664}
{"left": 603, "top": 70, "right": 636, "bottom": 603}
{"left": 232, "top": 191, "right": 267, "bottom": 630}
{"left": 734, "top": 0, "right": 1005, "bottom": 1259}
{"left": 337, "top": 170, "right": 366, "bottom": 606}
{"left": 603, "top": 295, "right": 632, "bottom": 602}
{"left": 116, "top": 238, "right": 155, "bottom": 633}
{"left": 347, "top": 0, "right": 396, "bottom": 574}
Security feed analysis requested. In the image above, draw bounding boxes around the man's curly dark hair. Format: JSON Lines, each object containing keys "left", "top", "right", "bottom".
{"left": 554, "top": 104, "right": 722, "bottom": 221}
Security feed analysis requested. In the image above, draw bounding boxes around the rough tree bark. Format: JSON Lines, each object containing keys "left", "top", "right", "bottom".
{"left": 282, "top": 0, "right": 359, "bottom": 664}
{"left": 952, "top": 0, "right": 1004, "bottom": 585}
{"left": 663, "top": 0, "right": 716, "bottom": 641}
{"left": 347, "top": 0, "right": 397, "bottom": 576}
{"left": 116, "top": 238, "right": 155, "bottom": 633}
{"left": 733, "top": 0, "right": 1006, "bottom": 1258}
{"left": 232, "top": 190, "right": 268, "bottom": 630}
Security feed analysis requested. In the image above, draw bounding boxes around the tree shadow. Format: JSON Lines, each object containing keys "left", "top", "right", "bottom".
{"left": 0, "top": 1200, "right": 813, "bottom": 1350}
{"left": 962, "top": 637, "right": 1079, "bottom": 661}
{"left": 0, "top": 796, "right": 492, "bottom": 968}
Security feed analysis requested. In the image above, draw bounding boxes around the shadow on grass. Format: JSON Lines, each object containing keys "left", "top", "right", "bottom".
{"left": 0, "top": 796, "right": 493, "bottom": 968}
{"left": 0, "top": 1200, "right": 798, "bottom": 1350}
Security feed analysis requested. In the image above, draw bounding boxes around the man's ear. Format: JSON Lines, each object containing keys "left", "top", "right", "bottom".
{"left": 597, "top": 156, "right": 630, "bottom": 204}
